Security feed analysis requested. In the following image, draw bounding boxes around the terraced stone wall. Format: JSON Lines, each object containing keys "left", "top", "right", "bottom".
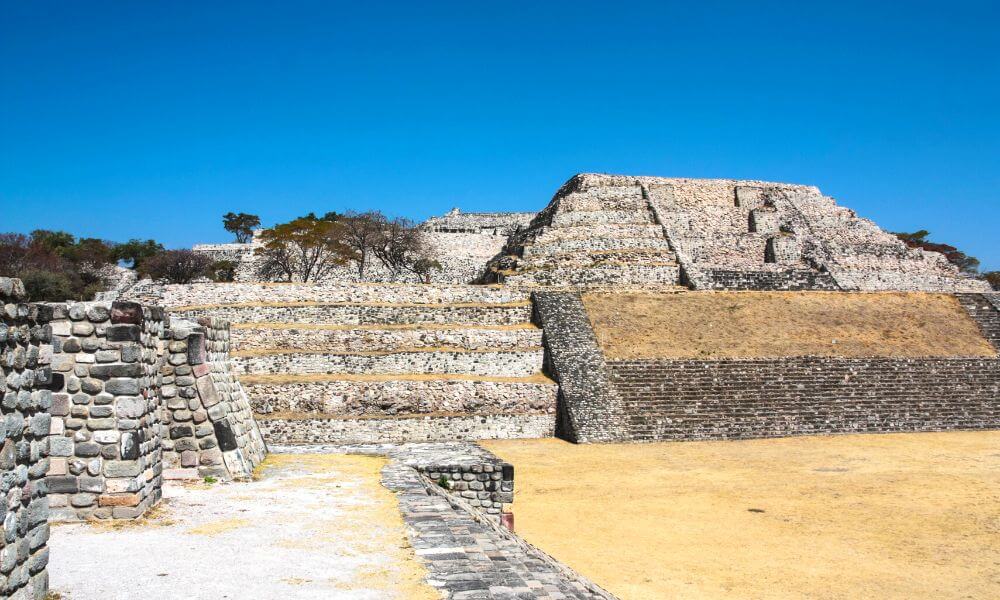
{"left": 612, "top": 357, "right": 1000, "bottom": 441}
{"left": 0, "top": 278, "right": 51, "bottom": 600}
{"left": 160, "top": 317, "right": 266, "bottom": 480}
{"left": 234, "top": 349, "right": 542, "bottom": 377}
{"left": 259, "top": 414, "right": 555, "bottom": 444}
{"left": 45, "top": 300, "right": 164, "bottom": 521}
{"left": 173, "top": 303, "right": 532, "bottom": 326}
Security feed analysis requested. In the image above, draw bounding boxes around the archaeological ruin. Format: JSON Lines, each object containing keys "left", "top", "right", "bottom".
{"left": 2, "top": 173, "right": 998, "bottom": 598}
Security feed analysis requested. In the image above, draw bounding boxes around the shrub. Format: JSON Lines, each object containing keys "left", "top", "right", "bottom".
{"left": 209, "top": 260, "right": 237, "bottom": 282}
{"left": 19, "top": 269, "right": 78, "bottom": 302}
{"left": 139, "top": 250, "right": 212, "bottom": 284}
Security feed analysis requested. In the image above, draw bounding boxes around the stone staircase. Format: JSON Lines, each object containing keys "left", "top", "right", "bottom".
{"left": 167, "top": 283, "right": 557, "bottom": 444}
{"left": 956, "top": 293, "right": 1000, "bottom": 351}
{"left": 486, "top": 180, "right": 682, "bottom": 287}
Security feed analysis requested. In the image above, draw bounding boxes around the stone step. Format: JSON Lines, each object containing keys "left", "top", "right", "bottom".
{"left": 515, "top": 249, "right": 678, "bottom": 270}
{"left": 522, "top": 236, "right": 673, "bottom": 258}
{"left": 523, "top": 223, "right": 666, "bottom": 245}
{"left": 503, "top": 263, "right": 681, "bottom": 286}
{"left": 550, "top": 209, "right": 654, "bottom": 227}
{"left": 258, "top": 412, "right": 556, "bottom": 444}
{"left": 233, "top": 348, "right": 544, "bottom": 377}
{"left": 161, "top": 282, "right": 529, "bottom": 308}
{"left": 557, "top": 194, "right": 646, "bottom": 213}
{"left": 242, "top": 373, "right": 557, "bottom": 416}
{"left": 171, "top": 301, "right": 533, "bottom": 326}
{"left": 231, "top": 323, "right": 543, "bottom": 352}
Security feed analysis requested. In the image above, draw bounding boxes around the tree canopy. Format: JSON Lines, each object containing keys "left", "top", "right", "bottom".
{"left": 893, "top": 230, "right": 981, "bottom": 274}
{"left": 223, "top": 212, "right": 261, "bottom": 243}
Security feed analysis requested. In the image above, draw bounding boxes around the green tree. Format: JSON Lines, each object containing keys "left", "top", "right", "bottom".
{"left": 223, "top": 212, "right": 261, "bottom": 243}
{"left": 113, "top": 239, "right": 164, "bottom": 269}
{"left": 208, "top": 260, "right": 238, "bottom": 282}
{"left": 255, "top": 216, "right": 352, "bottom": 282}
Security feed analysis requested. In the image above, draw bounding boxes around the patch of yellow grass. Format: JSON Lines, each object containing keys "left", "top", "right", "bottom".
{"left": 484, "top": 432, "right": 1000, "bottom": 600}
{"left": 583, "top": 291, "right": 996, "bottom": 359}
{"left": 240, "top": 372, "right": 556, "bottom": 385}
{"left": 256, "top": 454, "right": 437, "bottom": 599}
{"left": 187, "top": 518, "right": 251, "bottom": 536}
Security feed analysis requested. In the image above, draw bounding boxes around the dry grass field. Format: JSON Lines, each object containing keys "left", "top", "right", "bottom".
{"left": 582, "top": 291, "right": 996, "bottom": 359}
{"left": 484, "top": 432, "right": 1000, "bottom": 600}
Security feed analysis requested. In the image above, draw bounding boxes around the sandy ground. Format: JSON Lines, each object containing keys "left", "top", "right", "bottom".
{"left": 583, "top": 291, "right": 996, "bottom": 359}
{"left": 48, "top": 454, "right": 436, "bottom": 600}
{"left": 483, "top": 432, "right": 1000, "bottom": 600}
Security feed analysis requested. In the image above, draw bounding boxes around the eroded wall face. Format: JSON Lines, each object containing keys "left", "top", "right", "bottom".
{"left": 0, "top": 278, "right": 51, "bottom": 599}
{"left": 45, "top": 301, "right": 164, "bottom": 521}
{"left": 161, "top": 316, "right": 266, "bottom": 480}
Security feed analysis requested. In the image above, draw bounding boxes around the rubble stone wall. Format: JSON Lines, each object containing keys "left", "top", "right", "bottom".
{"left": 160, "top": 317, "right": 266, "bottom": 480}
{"left": 246, "top": 378, "right": 556, "bottom": 416}
{"left": 45, "top": 300, "right": 164, "bottom": 521}
{"left": 0, "top": 278, "right": 51, "bottom": 600}
{"left": 232, "top": 349, "right": 542, "bottom": 378}
{"left": 612, "top": 357, "right": 1000, "bottom": 441}
{"left": 531, "top": 291, "right": 627, "bottom": 443}
{"left": 173, "top": 303, "right": 533, "bottom": 326}
{"left": 231, "top": 325, "right": 541, "bottom": 352}
{"left": 259, "top": 413, "right": 555, "bottom": 445}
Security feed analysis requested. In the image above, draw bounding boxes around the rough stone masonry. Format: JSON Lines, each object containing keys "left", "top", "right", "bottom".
{"left": 0, "top": 278, "right": 51, "bottom": 600}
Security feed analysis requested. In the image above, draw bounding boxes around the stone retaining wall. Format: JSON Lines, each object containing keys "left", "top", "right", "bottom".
{"left": 173, "top": 303, "right": 532, "bottom": 326}
{"left": 45, "top": 301, "right": 164, "bottom": 521}
{"left": 231, "top": 325, "right": 541, "bottom": 352}
{"left": 160, "top": 317, "right": 267, "bottom": 480}
{"left": 259, "top": 413, "right": 555, "bottom": 444}
{"left": 233, "top": 349, "right": 543, "bottom": 377}
{"left": 246, "top": 378, "right": 557, "bottom": 416}
{"left": 957, "top": 293, "right": 1000, "bottom": 351}
{"left": 0, "top": 278, "right": 51, "bottom": 599}
{"left": 531, "top": 292, "right": 627, "bottom": 442}
{"left": 611, "top": 357, "right": 1000, "bottom": 441}
{"left": 156, "top": 282, "right": 529, "bottom": 308}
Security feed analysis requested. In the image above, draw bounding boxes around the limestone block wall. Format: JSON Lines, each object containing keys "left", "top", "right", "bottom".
{"left": 245, "top": 378, "right": 556, "bottom": 416}
{"left": 233, "top": 349, "right": 542, "bottom": 377}
{"left": 612, "top": 357, "right": 1000, "bottom": 441}
{"left": 259, "top": 413, "right": 555, "bottom": 445}
{"left": 173, "top": 303, "right": 533, "bottom": 326}
{"left": 531, "top": 291, "right": 627, "bottom": 442}
{"left": 0, "top": 278, "right": 51, "bottom": 600}
{"left": 45, "top": 300, "right": 164, "bottom": 521}
{"left": 231, "top": 325, "right": 541, "bottom": 352}
{"left": 160, "top": 317, "right": 266, "bottom": 480}
{"left": 155, "top": 282, "right": 529, "bottom": 308}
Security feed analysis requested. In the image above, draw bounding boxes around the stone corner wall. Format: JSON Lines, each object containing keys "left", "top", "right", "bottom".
{"left": 531, "top": 291, "right": 627, "bottom": 443}
{"left": 161, "top": 316, "right": 266, "bottom": 480}
{"left": 1, "top": 278, "right": 51, "bottom": 599}
{"left": 44, "top": 300, "right": 164, "bottom": 521}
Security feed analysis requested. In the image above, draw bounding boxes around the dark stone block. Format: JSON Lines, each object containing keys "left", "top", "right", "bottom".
{"left": 110, "top": 301, "right": 144, "bottom": 325}
{"left": 213, "top": 420, "right": 238, "bottom": 452}
{"left": 170, "top": 425, "right": 194, "bottom": 440}
{"left": 89, "top": 363, "right": 142, "bottom": 379}
{"left": 47, "top": 476, "right": 79, "bottom": 494}
{"left": 120, "top": 432, "right": 139, "bottom": 460}
{"left": 75, "top": 442, "right": 101, "bottom": 457}
{"left": 46, "top": 372, "right": 64, "bottom": 391}
{"left": 106, "top": 325, "right": 141, "bottom": 343}
{"left": 187, "top": 332, "right": 206, "bottom": 365}
{"left": 501, "top": 463, "right": 514, "bottom": 482}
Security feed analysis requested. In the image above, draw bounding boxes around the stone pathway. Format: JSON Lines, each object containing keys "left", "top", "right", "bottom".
{"left": 278, "top": 443, "right": 613, "bottom": 599}
{"left": 48, "top": 453, "right": 435, "bottom": 599}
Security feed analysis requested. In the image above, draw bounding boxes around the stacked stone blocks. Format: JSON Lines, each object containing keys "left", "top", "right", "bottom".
{"left": 160, "top": 317, "right": 266, "bottom": 480}
{"left": 45, "top": 300, "right": 164, "bottom": 521}
{"left": 0, "top": 278, "right": 51, "bottom": 599}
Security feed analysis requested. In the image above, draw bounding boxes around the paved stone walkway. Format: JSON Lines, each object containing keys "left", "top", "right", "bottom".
{"left": 276, "top": 444, "right": 613, "bottom": 599}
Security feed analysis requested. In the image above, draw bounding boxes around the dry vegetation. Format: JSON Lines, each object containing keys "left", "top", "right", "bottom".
{"left": 583, "top": 291, "right": 996, "bottom": 359}
{"left": 484, "top": 432, "right": 1000, "bottom": 600}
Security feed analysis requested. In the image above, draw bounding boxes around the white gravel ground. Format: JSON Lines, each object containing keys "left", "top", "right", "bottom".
{"left": 47, "top": 454, "right": 432, "bottom": 599}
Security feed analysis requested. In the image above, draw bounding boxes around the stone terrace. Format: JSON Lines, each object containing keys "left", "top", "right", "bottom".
{"left": 162, "top": 283, "right": 558, "bottom": 444}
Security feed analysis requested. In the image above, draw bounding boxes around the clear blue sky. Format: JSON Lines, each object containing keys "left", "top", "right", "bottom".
{"left": 2, "top": 1, "right": 997, "bottom": 269}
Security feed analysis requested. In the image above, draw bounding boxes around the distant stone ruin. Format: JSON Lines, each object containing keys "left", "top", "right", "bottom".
{"left": 485, "top": 173, "right": 990, "bottom": 292}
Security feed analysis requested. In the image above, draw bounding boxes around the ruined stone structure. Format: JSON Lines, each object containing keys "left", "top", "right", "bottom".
{"left": 0, "top": 279, "right": 51, "bottom": 599}
{"left": 192, "top": 208, "right": 535, "bottom": 285}
{"left": 44, "top": 300, "right": 165, "bottom": 521}
{"left": 535, "top": 290, "right": 1000, "bottom": 442}
{"left": 157, "top": 283, "right": 557, "bottom": 444}
{"left": 487, "top": 174, "right": 990, "bottom": 292}
{"left": 160, "top": 317, "right": 266, "bottom": 480}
